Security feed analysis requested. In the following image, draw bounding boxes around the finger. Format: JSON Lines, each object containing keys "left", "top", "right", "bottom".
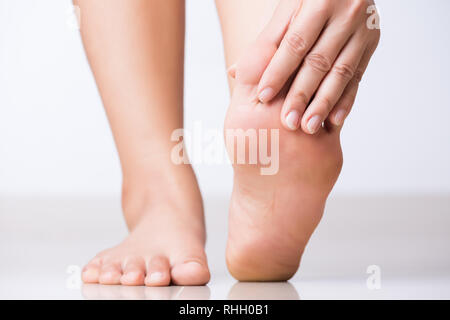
{"left": 324, "top": 78, "right": 359, "bottom": 135}
{"left": 300, "top": 32, "right": 367, "bottom": 134}
{"left": 233, "top": 0, "right": 299, "bottom": 85}
{"left": 257, "top": 1, "right": 331, "bottom": 103}
{"left": 281, "top": 19, "right": 357, "bottom": 131}
{"left": 328, "top": 41, "right": 378, "bottom": 128}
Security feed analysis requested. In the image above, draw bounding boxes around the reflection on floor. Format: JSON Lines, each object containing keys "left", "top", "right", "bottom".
{"left": 228, "top": 282, "right": 300, "bottom": 300}
{"left": 81, "top": 282, "right": 300, "bottom": 300}
{"left": 82, "top": 284, "right": 213, "bottom": 300}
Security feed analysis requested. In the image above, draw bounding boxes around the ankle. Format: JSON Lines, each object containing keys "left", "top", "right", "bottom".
{"left": 121, "top": 165, "right": 203, "bottom": 229}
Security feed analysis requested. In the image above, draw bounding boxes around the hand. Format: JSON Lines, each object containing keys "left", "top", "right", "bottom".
{"left": 252, "top": 0, "right": 380, "bottom": 133}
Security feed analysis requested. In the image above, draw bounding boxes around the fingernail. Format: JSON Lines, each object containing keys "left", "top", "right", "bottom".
{"left": 307, "top": 115, "right": 322, "bottom": 134}
{"left": 227, "top": 64, "right": 237, "bottom": 79}
{"left": 334, "top": 110, "right": 347, "bottom": 126}
{"left": 258, "top": 87, "right": 274, "bottom": 103}
{"left": 286, "top": 110, "right": 300, "bottom": 130}
{"left": 149, "top": 272, "right": 164, "bottom": 282}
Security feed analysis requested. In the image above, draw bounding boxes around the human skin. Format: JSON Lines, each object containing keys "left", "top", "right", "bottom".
{"left": 216, "top": 0, "right": 377, "bottom": 280}
{"left": 229, "top": 0, "right": 380, "bottom": 134}
{"left": 74, "top": 0, "right": 379, "bottom": 284}
{"left": 74, "top": 0, "right": 210, "bottom": 286}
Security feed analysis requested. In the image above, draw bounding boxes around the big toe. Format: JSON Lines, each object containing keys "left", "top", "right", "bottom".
{"left": 171, "top": 260, "right": 210, "bottom": 286}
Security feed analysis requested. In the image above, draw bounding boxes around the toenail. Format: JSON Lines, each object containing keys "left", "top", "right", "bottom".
{"left": 307, "top": 115, "right": 322, "bottom": 134}
{"left": 149, "top": 272, "right": 164, "bottom": 282}
{"left": 334, "top": 110, "right": 347, "bottom": 126}
{"left": 258, "top": 87, "right": 274, "bottom": 103}
{"left": 123, "top": 271, "right": 140, "bottom": 280}
{"left": 82, "top": 268, "right": 98, "bottom": 280}
{"left": 286, "top": 110, "right": 300, "bottom": 130}
{"left": 101, "top": 271, "right": 113, "bottom": 278}
{"left": 83, "top": 269, "right": 96, "bottom": 275}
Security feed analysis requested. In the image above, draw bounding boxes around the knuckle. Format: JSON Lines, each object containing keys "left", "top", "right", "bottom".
{"left": 316, "top": 0, "right": 333, "bottom": 10}
{"left": 349, "top": 0, "right": 367, "bottom": 16}
{"left": 367, "top": 30, "right": 381, "bottom": 51}
{"left": 290, "top": 90, "right": 309, "bottom": 106}
{"left": 285, "top": 31, "right": 308, "bottom": 57}
{"left": 319, "top": 96, "right": 334, "bottom": 112}
{"left": 332, "top": 63, "right": 355, "bottom": 81}
{"left": 342, "top": 0, "right": 367, "bottom": 25}
{"left": 374, "top": 28, "right": 381, "bottom": 42}
{"left": 305, "top": 53, "right": 332, "bottom": 73}
{"left": 321, "top": 96, "right": 333, "bottom": 112}
{"left": 353, "top": 69, "right": 364, "bottom": 83}
{"left": 313, "top": 6, "right": 331, "bottom": 19}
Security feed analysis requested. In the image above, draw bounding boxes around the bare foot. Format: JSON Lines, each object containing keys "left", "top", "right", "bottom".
{"left": 225, "top": 58, "right": 343, "bottom": 281}
{"left": 82, "top": 167, "right": 210, "bottom": 286}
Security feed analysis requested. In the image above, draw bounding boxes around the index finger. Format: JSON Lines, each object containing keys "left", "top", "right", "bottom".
{"left": 232, "top": 0, "right": 300, "bottom": 85}
{"left": 257, "top": 3, "right": 331, "bottom": 103}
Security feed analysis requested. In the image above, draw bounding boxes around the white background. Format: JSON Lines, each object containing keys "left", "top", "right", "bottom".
{"left": 0, "top": 0, "right": 449, "bottom": 197}
{"left": 1, "top": 0, "right": 450, "bottom": 300}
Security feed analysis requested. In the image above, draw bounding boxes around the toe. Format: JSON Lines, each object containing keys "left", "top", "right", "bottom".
{"left": 120, "top": 257, "right": 146, "bottom": 286}
{"left": 145, "top": 256, "right": 171, "bottom": 287}
{"left": 82, "top": 258, "right": 101, "bottom": 284}
{"left": 171, "top": 259, "right": 210, "bottom": 286}
{"left": 98, "top": 262, "right": 122, "bottom": 285}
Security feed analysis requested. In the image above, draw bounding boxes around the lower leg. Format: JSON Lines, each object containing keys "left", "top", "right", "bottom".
{"left": 76, "top": 0, "right": 209, "bottom": 286}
